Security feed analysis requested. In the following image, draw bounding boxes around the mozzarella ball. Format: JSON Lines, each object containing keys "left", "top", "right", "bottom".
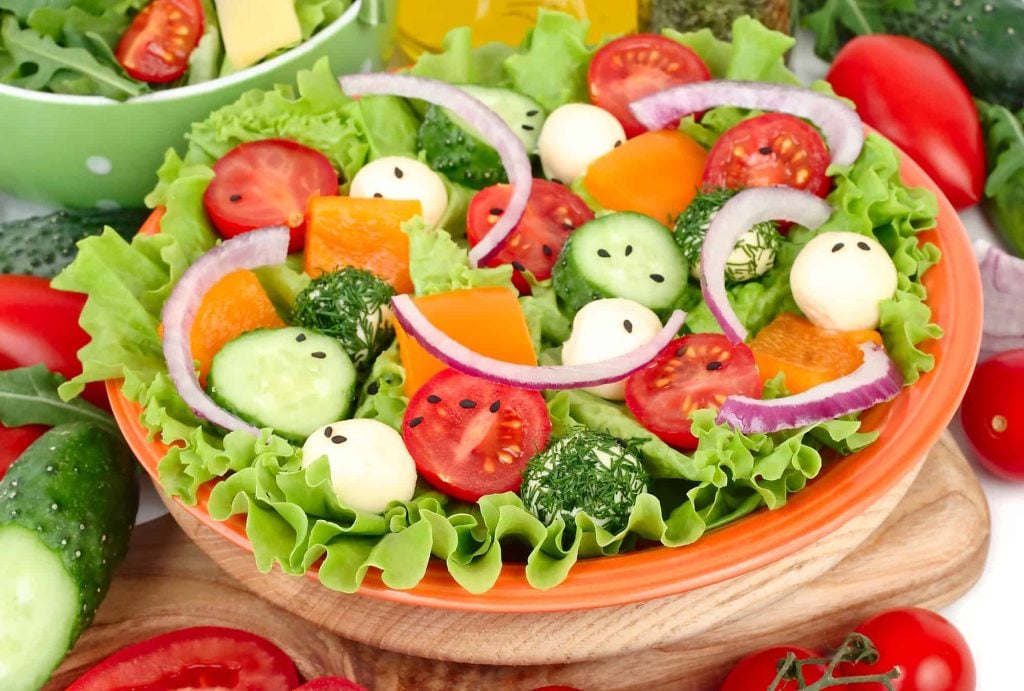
{"left": 349, "top": 156, "right": 448, "bottom": 226}
{"left": 790, "top": 231, "right": 898, "bottom": 331}
{"left": 301, "top": 419, "right": 417, "bottom": 514}
{"left": 561, "top": 298, "right": 664, "bottom": 400}
{"left": 537, "top": 103, "right": 626, "bottom": 184}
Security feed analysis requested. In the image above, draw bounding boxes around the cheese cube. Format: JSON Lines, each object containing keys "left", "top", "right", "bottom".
{"left": 215, "top": 0, "right": 302, "bottom": 70}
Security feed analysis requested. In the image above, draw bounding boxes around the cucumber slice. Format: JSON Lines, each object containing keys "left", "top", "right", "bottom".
{"left": 0, "top": 526, "right": 78, "bottom": 691}
{"left": 552, "top": 212, "right": 689, "bottom": 315}
{"left": 208, "top": 327, "right": 356, "bottom": 441}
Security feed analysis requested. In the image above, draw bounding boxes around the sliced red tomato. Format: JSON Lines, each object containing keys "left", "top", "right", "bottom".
{"left": 720, "top": 646, "right": 827, "bottom": 691}
{"left": 402, "top": 368, "right": 552, "bottom": 502}
{"left": 467, "top": 179, "right": 594, "bottom": 293}
{"left": 295, "top": 677, "right": 367, "bottom": 690}
{"left": 67, "top": 626, "right": 299, "bottom": 691}
{"left": 960, "top": 349, "right": 1024, "bottom": 479}
{"left": 0, "top": 422, "right": 46, "bottom": 481}
{"left": 115, "top": 0, "right": 204, "bottom": 83}
{"left": 203, "top": 138, "right": 339, "bottom": 252}
{"left": 702, "top": 113, "right": 832, "bottom": 200}
{"left": 587, "top": 34, "right": 710, "bottom": 138}
{"left": 625, "top": 333, "right": 762, "bottom": 450}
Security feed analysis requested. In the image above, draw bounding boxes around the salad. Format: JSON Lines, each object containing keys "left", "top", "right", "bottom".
{"left": 0, "top": 0, "right": 352, "bottom": 99}
{"left": 55, "top": 11, "right": 942, "bottom": 594}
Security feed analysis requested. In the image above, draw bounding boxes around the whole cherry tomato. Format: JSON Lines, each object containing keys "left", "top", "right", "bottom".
{"left": 960, "top": 349, "right": 1024, "bottom": 480}
{"left": 720, "top": 645, "right": 827, "bottom": 691}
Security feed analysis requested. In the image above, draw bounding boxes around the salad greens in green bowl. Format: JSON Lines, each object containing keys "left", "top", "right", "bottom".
{"left": 58, "top": 11, "right": 981, "bottom": 611}
{"left": 0, "top": 0, "right": 396, "bottom": 208}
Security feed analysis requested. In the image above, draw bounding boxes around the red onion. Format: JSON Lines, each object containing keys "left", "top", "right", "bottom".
{"left": 391, "top": 294, "right": 686, "bottom": 390}
{"left": 338, "top": 73, "right": 531, "bottom": 267}
{"left": 161, "top": 227, "right": 290, "bottom": 436}
{"left": 629, "top": 81, "right": 864, "bottom": 166}
{"left": 975, "top": 239, "right": 1024, "bottom": 356}
{"left": 702, "top": 187, "right": 833, "bottom": 343}
{"left": 717, "top": 343, "right": 903, "bottom": 434}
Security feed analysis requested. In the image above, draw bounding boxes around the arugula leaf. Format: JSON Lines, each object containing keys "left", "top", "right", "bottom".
{"left": 0, "top": 365, "right": 117, "bottom": 435}
{"left": 977, "top": 101, "right": 1024, "bottom": 256}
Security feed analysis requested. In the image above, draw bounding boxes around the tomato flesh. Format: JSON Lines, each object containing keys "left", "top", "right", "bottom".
{"left": 960, "top": 349, "right": 1024, "bottom": 480}
{"left": 67, "top": 626, "right": 299, "bottom": 691}
{"left": 842, "top": 607, "right": 975, "bottom": 691}
{"left": 625, "top": 333, "right": 762, "bottom": 450}
{"left": 295, "top": 678, "right": 367, "bottom": 691}
{"left": 203, "top": 138, "right": 339, "bottom": 252}
{"left": 115, "top": 0, "right": 204, "bottom": 83}
{"left": 702, "top": 113, "right": 832, "bottom": 201}
{"left": 467, "top": 179, "right": 594, "bottom": 293}
{"left": 720, "top": 646, "right": 826, "bottom": 691}
{"left": 588, "top": 34, "right": 710, "bottom": 138}
{"left": 402, "top": 369, "right": 551, "bottom": 502}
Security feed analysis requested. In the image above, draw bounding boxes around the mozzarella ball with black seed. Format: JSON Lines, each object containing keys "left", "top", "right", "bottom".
{"left": 538, "top": 103, "right": 626, "bottom": 184}
{"left": 349, "top": 156, "right": 448, "bottom": 225}
{"left": 790, "top": 231, "right": 898, "bottom": 332}
{"left": 561, "top": 298, "right": 664, "bottom": 400}
{"left": 301, "top": 419, "right": 417, "bottom": 514}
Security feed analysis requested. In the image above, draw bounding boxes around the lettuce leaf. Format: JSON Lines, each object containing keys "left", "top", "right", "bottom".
{"left": 407, "top": 26, "right": 516, "bottom": 88}
{"left": 504, "top": 10, "right": 594, "bottom": 112}
{"left": 403, "top": 217, "right": 514, "bottom": 295}
{"left": 665, "top": 15, "right": 799, "bottom": 85}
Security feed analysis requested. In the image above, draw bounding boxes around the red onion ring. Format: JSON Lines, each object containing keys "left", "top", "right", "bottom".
{"left": 717, "top": 343, "right": 903, "bottom": 434}
{"left": 701, "top": 187, "right": 833, "bottom": 344}
{"left": 629, "top": 80, "right": 864, "bottom": 166}
{"left": 975, "top": 239, "right": 1024, "bottom": 356}
{"left": 391, "top": 294, "right": 686, "bottom": 390}
{"left": 161, "top": 227, "right": 290, "bottom": 436}
{"left": 338, "top": 73, "right": 531, "bottom": 267}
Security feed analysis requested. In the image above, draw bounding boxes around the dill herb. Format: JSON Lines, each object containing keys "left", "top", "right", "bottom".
{"left": 520, "top": 430, "right": 649, "bottom": 534}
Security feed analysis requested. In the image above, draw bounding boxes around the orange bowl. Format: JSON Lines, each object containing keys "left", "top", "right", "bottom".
{"left": 109, "top": 145, "right": 982, "bottom": 613}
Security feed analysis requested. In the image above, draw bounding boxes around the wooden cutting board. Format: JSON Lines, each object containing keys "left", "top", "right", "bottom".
{"left": 48, "top": 432, "right": 988, "bottom": 690}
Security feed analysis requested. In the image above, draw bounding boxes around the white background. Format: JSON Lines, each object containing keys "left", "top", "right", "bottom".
{"left": 1, "top": 31, "right": 1021, "bottom": 689}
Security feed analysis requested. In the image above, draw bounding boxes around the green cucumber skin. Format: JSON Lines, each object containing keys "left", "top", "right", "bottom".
{"left": 0, "top": 423, "right": 137, "bottom": 643}
{"left": 419, "top": 105, "right": 508, "bottom": 190}
{"left": 0, "top": 208, "right": 150, "bottom": 278}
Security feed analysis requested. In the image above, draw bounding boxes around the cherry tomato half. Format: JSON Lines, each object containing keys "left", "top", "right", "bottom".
{"left": 402, "top": 369, "right": 552, "bottom": 502}
{"left": 720, "top": 645, "right": 827, "bottom": 691}
{"left": 467, "top": 179, "right": 594, "bottom": 293}
{"left": 702, "top": 113, "right": 832, "bottom": 200}
{"left": 842, "top": 607, "right": 975, "bottom": 691}
{"left": 295, "top": 677, "right": 367, "bottom": 690}
{"left": 115, "top": 0, "right": 204, "bottom": 83}
{"left": 67, "top": 626, "right": 299, "bottom": 691}
{"left": 827, "top": 35, "right": 985, "bottom": 210}
{"left": 588, "top": 34, "right": 710, "bottom": 138}
{"left": 960, "top": 349, "right": 1024, "bottom": 480}
{"left": 203, "top": 138, "right": 339, "bottom": 252}
{"left": 625, "top": 333, "right": 762, "bottom": 450}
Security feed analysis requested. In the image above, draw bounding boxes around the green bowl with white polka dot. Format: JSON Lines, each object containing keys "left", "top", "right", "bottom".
{"left": 0, "top": 0, "right": 396, "bottom": 210}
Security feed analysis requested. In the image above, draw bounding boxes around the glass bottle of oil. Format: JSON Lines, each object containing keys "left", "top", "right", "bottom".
{"left": 397, "top": 0, "right": 638, "bottom": 58}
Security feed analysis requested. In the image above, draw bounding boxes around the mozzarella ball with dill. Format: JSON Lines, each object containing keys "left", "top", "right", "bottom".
{"left": 520, "top": 430, "right": 648, "bottom": 535}
{"left": 294, "top": 268, "right": 395, "bottom": 371}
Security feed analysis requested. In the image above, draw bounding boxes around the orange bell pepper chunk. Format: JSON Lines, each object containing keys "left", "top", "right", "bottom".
{"left": 189, "top": 269, "right": 285, "bottom": 384}
{"left": 137, "top": 206, "right": 166, "bottom": 236}
{"left": 394, "top": 286, "right": 537, "bottom": 396}
{"left": 749, "top": 312, "right": 883, "bottom": 394}
{"left": 583, "top": 130, "right": 708, "bottom": 227}
{"left": 303, "top": 196, "right": 422, "bottom": 294}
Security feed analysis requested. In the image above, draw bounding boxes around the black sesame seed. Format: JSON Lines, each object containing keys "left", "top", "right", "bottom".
{"left": 551, "top": 178, "right": 563, "bottom": 184}
{"left": 427, "top": 394, "right": 441, "bottom": 404}
{"left": 676, "top": 346, "right": 687, "bottom": 357}
{"left": 311, "top": 351, "right": 327, "bottom": 359}
{"left": 526, "top": 109, "right": 539, "bottom": 116}
{"left": 409, "top": 416, "right": 424, "bottom": 428}
{"left": 331, "top": 435, "right": 347, "bottom": 444}
{"left": 542, "top": 244, "right": 553, "bottom": 257}
{"left": 522, "top": 124, "right": 535, "bottom": 131}
{"left": 857, "top": 241, "right": 871, "bottom": 251}
{"left": 324, "top": 426, "right": 333, "bottom": 438}
{"left": 296, "top": 333, "right": 307, "bottom": 342}
{"left": 832, "top": 242, "right": 844, "bottom": 253}
{"left": 512, "top": 261, "right": 526, "bottom": 272}
{"left": 459, "top": 399, "right": 477, "bottom": 409}
{"left": 367, "top": 381, "right": 380, "bottom": 395}
{"left": 623, "top": 319, "right": 633, "bottom": 334}
{"left": 706, "top": 361, "right": 723, "bottom": 371}
{"left": 489, "top": 400, "right": 501, "bottom": 413}
{"left": 625, "top": 245, "right": 633, "bottom": 256}
{"left": 650, "top": 273, "right": 665, "bottom": 283}
{"left": 489, "top": 207, "right": 504, "bottom": 216}
{"left": 229, "top": 194, "right": 242, "bottom": 202}
{"left": 758, "top": 146, "right": 772, "bottom": 155}
{"left": 562, "top": 220, "right": 574, "bottom": 230}
{"left": 597, "top": 249, "right": 611, "bottom": 258}
{"left": 614, "top": 140, "right": 623, "bottom": 147}
{"left": 373, "top": 192, "right": 383, "bottom": 198}
{"left": 394, "top": 166, "right": 404, "bottom": 179}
